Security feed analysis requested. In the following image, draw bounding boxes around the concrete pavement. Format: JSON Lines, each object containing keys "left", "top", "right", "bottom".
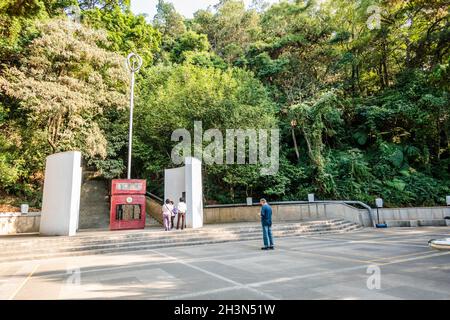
{"left": 0, "top": 227, "right": 449, "bottom": 300}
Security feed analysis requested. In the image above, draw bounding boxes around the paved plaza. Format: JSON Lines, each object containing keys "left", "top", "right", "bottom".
{"left": 0, "top": 227, "right": 449, "bottom": 300}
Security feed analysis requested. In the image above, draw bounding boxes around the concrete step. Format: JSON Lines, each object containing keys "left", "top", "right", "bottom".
{"left": 0, "top": 224, "right": 363, "bottom": 263}
{"left": 0, "top": 220, "right": 352, "bottom": 250}
{"left": 0, "top": 221, "right": 358, "bottom": 256}
{"left": 146, "top": 216, "right": 161, "bottom": 227}
{"left": 78, "top": 176, "right": 111, "bottom": 230}
{"left": 0, "top": 220, "right": 363, "bottom": 263}
{"left": 0, "top": 219, "right": 348, "bottom": 247}
{"left": 0, "top": 223, "right": 359, "bottom": 256}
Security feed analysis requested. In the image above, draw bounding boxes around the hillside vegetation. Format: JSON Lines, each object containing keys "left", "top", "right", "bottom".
{"left": 0, "top": 0, "right": 449, "bottom": 207}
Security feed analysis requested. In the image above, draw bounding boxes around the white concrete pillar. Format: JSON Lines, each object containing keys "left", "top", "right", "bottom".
{"left": 40, "top": 151, "right": 82, "bottom": 236}
{"left": 185, "top": 157, "right": 203, "bottom": 229}
{"left": 164, "top": 157, "right": 203, "bottom": 229}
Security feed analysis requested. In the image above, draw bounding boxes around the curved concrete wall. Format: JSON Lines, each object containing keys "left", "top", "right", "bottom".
{"left": 204, "top": 203, "right": 372, "bottom": 227}
{"left": 377, "top": 206, "right": 450, "bottom": 221}
{"left": 376, "top": 206, "right": 450, "bottom": 227}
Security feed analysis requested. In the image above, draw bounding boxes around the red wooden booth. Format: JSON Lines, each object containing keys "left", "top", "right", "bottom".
{"left": 110, "top": 179, "right": 146, "bottom": 231}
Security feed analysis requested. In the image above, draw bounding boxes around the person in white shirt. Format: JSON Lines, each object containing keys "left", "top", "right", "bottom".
{"left": 162, "top": 199, "right": 174, "bottom": 231}
{"left": 176, "top": 197, "right": 187, "bottom": 230}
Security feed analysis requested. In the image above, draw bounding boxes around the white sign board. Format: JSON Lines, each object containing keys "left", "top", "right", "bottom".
{"left": 375, "top": 198, "right": 384, "bottom": 208}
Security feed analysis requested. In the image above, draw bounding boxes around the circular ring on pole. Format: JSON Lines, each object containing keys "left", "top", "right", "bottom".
{"left": 126, "top": 53, "right": 143, "bottom": 73}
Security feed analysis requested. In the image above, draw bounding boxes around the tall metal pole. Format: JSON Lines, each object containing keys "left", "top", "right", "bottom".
{"left": 126, "top": 53, "right": 143, "bottom": 180}
{"left": 127, "top": 70, "right": 135, "bottom": 179}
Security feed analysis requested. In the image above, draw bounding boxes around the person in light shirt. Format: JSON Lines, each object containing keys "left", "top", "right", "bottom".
{"left": 162, "top": 199, "right": 174, "bottom": 231}
{"left": 176, "top": 197, "right": 187, "bottom": 230}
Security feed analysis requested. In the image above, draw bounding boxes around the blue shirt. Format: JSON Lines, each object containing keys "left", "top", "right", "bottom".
{"left": 261, "top": 204, "right": 272, "bottom": 226}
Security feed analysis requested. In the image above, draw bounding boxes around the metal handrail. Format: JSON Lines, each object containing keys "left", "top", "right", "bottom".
{"left": 145, "top": 192, "right": 163, "bottom": 203}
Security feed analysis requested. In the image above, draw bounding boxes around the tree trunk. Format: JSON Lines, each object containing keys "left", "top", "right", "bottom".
{"left": 291, "top": 127, "right": 300, "bottom": 160}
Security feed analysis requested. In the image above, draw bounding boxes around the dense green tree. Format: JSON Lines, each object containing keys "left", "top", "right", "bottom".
{"left": 82, "top": 5, "right": 161, "bottom": 67}
{"left": 192, "top": 0, "right": 261, "bottom": 63}
{"left": 0, "top": 19, "right": 129, "bottom": 196}
{"left": 153, "top": 0, "right": 186, "bottom": 39}
{"left": 0, "top": 0, "right": 75, "bottom": 64}
{"left": 170, "top": 30, "right": 210, "bottom": 63}
{"left": 133, "top": 63, "right": 278, "bottom": 201}
{"left": 77, "top": 0, "right": 129, "bottom": 11}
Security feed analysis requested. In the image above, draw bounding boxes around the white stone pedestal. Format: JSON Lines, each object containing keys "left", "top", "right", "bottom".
{"left": 40, "top": 151, "right": 82, "bottom": 236}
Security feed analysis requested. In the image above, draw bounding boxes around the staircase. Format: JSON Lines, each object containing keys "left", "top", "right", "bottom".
{"left": 0, "top": 219, "right": 362, "bottom": 263}
{"left": 78, "top": 171, "right": 110, "bottom": 230}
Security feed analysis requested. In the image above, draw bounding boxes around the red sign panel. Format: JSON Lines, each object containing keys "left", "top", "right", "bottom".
{"left": 111, "top": 179, "right": 146, "bottom": 195}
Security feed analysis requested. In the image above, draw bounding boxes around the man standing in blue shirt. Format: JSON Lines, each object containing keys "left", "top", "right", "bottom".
{"left": 259, "top": 198, "right": 274, "bottom": 250}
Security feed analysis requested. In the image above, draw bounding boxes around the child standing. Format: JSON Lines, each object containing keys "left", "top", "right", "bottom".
{"left": 170, "top": 200, "right": 177, "bottom": 230}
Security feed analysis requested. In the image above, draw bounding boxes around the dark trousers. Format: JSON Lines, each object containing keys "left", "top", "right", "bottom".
{"left": 170, "top": 216, "right": 175, "bottom": 229}
{"left": 177, "top": 212, "right": 186, "bottom": 230}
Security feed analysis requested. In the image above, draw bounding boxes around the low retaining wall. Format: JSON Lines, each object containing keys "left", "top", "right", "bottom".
{"left": 376, "top": 207, "right": 450, "bottom": 227}
{"left": 204, "top": 202, "right": 372, "bottom": 227}
{"left": 1, "top": 203, "right": 449, "bottom": 235}
{"left": 0, "top": 213, "right": 41, "bottom": 235}
{"left": 377, "top": 207, "right": 450, "bottom": 221}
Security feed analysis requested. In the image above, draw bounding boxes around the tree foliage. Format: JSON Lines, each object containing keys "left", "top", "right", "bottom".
{"left": 82, "top": 4, "right": 161, "bottom": 67}
{"left": 0, "top": 18, "right": 128, "bottom": 198}
{"left": 133, "top": 63, "right": 277, "bottom": 201}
